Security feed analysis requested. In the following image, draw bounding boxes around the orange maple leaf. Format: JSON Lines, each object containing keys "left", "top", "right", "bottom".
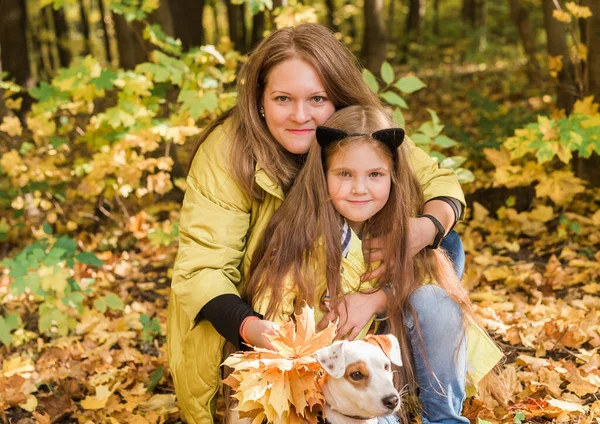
{"left": 222, "top": 305, "right": 337, "bottom": 424}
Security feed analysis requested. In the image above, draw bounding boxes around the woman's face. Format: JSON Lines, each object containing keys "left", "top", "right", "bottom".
{"left": 262, "top": 59, "right": 336, "bottom": 154}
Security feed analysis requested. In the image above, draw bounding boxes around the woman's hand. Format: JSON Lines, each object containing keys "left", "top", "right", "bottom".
{"left": 407, "top": 216, "right": 437, "bottom": 256}
{"left": 316, "top": 290, "right": 387, "bottom": 341}
{"left": 243, "top": 319, "right": 279, "bottom": 350}
{"left": 361, "top": 216, "right": 437, "bottom": 281}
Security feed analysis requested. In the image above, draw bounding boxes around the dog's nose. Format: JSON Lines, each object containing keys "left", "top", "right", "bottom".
{"left": 382, "top": 394, "right": 399, "bottom": 410}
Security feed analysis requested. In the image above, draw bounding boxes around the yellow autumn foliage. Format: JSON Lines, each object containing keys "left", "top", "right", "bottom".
{"left": 535, "top": 170, "right": 586, "bottom": 206}
{"left": 565, "top": 2, "right": 592, "bottom": 19}
{"left": 0, "top": 116, "right": 23, "bottom": 136}
{"left": 552, "top": 9, "right": 572, "bottom": 23}
{"left": 548, "top": 55, "right": 563, "bottom": 78}
{"left": 223, "top": 305, "right": 337, "bottom": 424}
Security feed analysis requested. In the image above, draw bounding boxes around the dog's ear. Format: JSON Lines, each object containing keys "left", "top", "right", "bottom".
{"left": 315, "top": 341, "right": 346, "bottom": 378}
{"left": 363, "top": 334, "right": 402, "bottom": 366}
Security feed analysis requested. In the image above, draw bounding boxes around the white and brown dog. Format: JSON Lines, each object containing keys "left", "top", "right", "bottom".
{"left": 315, "top": 334, "right": 402, "bottom": 424}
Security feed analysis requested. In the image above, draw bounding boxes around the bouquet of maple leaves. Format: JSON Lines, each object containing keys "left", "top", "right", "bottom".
{"left": 222, "top": 305, "right": 337, "bottom": 424}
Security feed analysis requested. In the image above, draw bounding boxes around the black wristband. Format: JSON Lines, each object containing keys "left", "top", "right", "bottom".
{"left": 420, "top": 214, "right": 445, "bottom": 249}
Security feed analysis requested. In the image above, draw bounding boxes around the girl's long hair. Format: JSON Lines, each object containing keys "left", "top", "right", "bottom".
{"left": 188, "top": 23, "right": 381, "bottom": 200}
{"left": 245, "top": 106, "right": 478, "bottom": 419}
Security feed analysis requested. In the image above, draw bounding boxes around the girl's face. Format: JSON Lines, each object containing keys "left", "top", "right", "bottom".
{"left": 326, "top": 142, "right": 392, "bottom": 234}
{"left": 263, "top": 59, "right": 336, "bottom": 154}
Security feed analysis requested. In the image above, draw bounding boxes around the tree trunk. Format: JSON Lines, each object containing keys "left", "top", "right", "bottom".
{"left": 52, "top": 7, "right": 71, "bottom": 67}
{"left": 324, "top": 0, "right": 338, "bottom": 32}
{"left": 583, "top": 0, "right": 599, "bottom": 101}
{"left": 78, "top": 0, "right": 92, "bottom": 56}
{"left": 43, "top": 6, "right": 60, "bottom": 72}
{"left": 0, "top": 0, "right": 30, "bottom": 86}
{"left": 387, "top": 0, "right": 396, "bottom": 40}
{"left": 269, "top": 0, "right": 283, "bottom": 30}
{"left": 349, "top": 2, "right": 359, "bottom": 43}
{"left": 113, "top": 14, "right": 148, "bottom": 69}
{"left": 362, "top": 0, "right": 387, "bottom": 75}
{"left": 477, "top": 0, "right": 487, "bottom": 51}
{"left": 433, "top": 0, "right": 440, "bottom": 36}
{"left": 114, "top": 0, "right": 175, "bottom": 69}
{"left": 574, "top": 0, "right": 600, "bottom": 186}
{"left": 508, "top": 0, "right": 539, "bottom": 76}
{"left": 462, "top": 0, "right": 477, "bottom": 28}
{"left": 210, "top": 0, "right": 221, "bottom": 42}
{"left": 168, "top": 0, "right": 205, "bottom": 50}
{"left": 406, "top": 0, "right": 426, "bottom": 42}
{"left": 97, "top": 0, "right": 113, "bottom": 64}
{"left": 225, "top": 0, "right": 246, "bottom": 53}
{"left": 251, "top": 11, "right": 265, "bottom": 48}
{"left": 542, "top": 0, "right": 578, "bottom": 113}
{"left": 150, "top": 0, "right": 175, "bottom": 37}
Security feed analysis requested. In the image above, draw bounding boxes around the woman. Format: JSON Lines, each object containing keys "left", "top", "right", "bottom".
{"left": 167, "top": 23, "right": 467, "bottom": 424}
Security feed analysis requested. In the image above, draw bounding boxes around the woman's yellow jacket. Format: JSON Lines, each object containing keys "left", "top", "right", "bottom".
{"left": 167, "top": 120, "right": 468, "bottom": 424}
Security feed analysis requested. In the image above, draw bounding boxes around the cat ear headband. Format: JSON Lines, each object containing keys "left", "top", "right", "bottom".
{"left": 316, "top": 126, "right": 405, "bottom": 156}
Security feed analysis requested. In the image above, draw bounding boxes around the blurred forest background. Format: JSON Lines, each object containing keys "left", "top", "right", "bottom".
{"left": 1, "top": 0, "right": 600, "bottom": 423}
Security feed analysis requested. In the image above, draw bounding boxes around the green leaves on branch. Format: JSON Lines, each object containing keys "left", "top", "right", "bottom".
{"left": 147, "top": 222, "right": 179, "bottom": 247}
{"left": 107, "top": 0, "right": 160, "bottom": 22}
{"left": 178, "top": 90, "right": 219, "bottom": 120}
{"left": 0, "top": 314, "right": 20, "bottom": 347}
{"left": 0, "top": 224, "right": 108, "bottom": 345}
{"left": 76, "top": 252, "right": 104, "bottom": 266}
{"left": 2, "top": 18, "right": 241, "bottom": 242}
{"left": 505, "top": 97, "right": 600, "bottom": 165}
{"left": 137, "top": 51, "right": 187, "bottom": 85}
{"left": 364, "top": 63, "right": 473, "bottom": 183}
{"left": 484, "top": 97, "right": 598, "bottom": 207}
{"left": 94, "top": 294, "right": 125, "bottom": 314}
{"left": 140, "top": 314, "right": 162, "bottom": 343}
{"left": 363, "top": 69, "right": 380, "bottom": 94}
{"left": 395, "top": 76, "right": 427, "bottom": 94}
{"left": 233, "top": 0, "right": 273, "bottom": 15}
{"left": 144, "top": 24, "right": 183, "bottom": 56}
{"left": 380, "top": 92, "right": 407, "bottom": 109}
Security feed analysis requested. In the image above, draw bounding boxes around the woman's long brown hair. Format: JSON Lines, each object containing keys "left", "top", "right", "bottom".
{"left": 244, "top": 106, "right": 478, "bottom": 417}
{"left": 188, "top": 23, "right": 381, "bottom": 200}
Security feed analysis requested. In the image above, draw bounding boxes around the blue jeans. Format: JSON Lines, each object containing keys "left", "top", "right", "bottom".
{"left": 380, "top": 231, "right": 467, "bottom": 424}
{"left": 440, "top": 230, "right": 465, "bottom": 279}
{"left": 405, "top": 285, "right": 468, "bottom": 424}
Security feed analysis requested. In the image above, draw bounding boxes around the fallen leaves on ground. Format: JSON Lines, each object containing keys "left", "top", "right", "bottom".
{"left": 462, "top": 182, "right": 600, "bottom": 423}
{"left": 0, "top": 233, "right": 180, "bottom": 423}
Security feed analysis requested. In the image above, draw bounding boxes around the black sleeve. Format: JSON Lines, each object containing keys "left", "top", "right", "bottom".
{"left": 425, "top": 196, "right": 464, "bottom": 232}
{"left": 196, "top": 294, "right": 263, "bottom": 350}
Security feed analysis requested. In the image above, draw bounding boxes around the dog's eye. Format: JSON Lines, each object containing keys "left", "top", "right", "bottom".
{"left": 350, "top": 371, "right": 364, "bottom": 381}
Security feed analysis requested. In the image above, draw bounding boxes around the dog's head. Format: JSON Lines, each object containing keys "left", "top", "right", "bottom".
{"left": 315, "top": 334, "right": 402, "bottom": 422}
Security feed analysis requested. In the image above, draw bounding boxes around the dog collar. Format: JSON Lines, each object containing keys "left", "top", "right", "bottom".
{"left": 330, "top": 408, "right": 375, "bottom": 422}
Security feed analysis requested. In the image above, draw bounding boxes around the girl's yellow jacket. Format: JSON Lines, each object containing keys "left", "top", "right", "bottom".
{"left": 167, "top": 121, "right": 468, "bottom": 424}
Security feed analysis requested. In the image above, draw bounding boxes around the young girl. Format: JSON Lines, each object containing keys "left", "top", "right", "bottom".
{"left": 243, "top": 106, "right": 502, "bottom": 423}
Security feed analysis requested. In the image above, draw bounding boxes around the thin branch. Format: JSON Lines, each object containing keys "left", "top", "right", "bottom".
{"left": 98, "top": 200, "right": 113, "bottom": 219}
{"left": 115, "top": 194, "right": 131, "bottom": 219}
{"left": 80, "top": 212, "right": 101, "bottom": 222}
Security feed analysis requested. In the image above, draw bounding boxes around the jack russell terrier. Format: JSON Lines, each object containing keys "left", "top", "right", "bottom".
{"left": 315, "top": 334, "right": 402, "bottom": 424}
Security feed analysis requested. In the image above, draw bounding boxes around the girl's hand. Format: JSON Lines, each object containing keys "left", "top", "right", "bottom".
{"left": 316, "top": 291, "right": 387, "bottom": 341}
{"left": 361, "top": 216, "right": 437, "bottom": 281}
{"left": 243, "top": 319, "right": 279, "bottom": 350}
